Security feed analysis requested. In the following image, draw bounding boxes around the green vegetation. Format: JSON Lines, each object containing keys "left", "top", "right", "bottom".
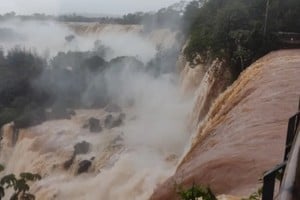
{"left": 241, "top": 188, "right": 262, "bottom": 200}
{"left": 0, "top": 46, "right": 148, "bottom": 128}
{"left": 122, "top": 7, "right": 182, "bottom": 30}
{"left": 175, "top": 183, "right": 217, "bottom": 200}
{"left": 175, "top": 182, "right": 263, "bottom": 200}
{"left": 0, "top": 7, "right": 183, "bottom": 30}
{"left": 183, "top": 0, "right": 300, "bottom": 76}
{"left": 0, "top": 164, "right": 41, "bottom": 200}
{"left": 0, "top": 49, "right": 48, "bottom": 128}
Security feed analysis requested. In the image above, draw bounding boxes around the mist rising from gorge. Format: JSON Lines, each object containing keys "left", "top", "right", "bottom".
{"left": 0, "top": 13, "right": 192, "bottom": 199}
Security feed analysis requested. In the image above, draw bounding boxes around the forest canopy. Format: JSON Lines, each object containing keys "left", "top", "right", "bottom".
{"left": 183, "top": 0, "right": 300, "bottom": 75}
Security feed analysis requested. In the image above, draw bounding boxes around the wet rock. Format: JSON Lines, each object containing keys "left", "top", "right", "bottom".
{"left": 114, "top": 113, "right": 126, "bottom": 127}
{"left": 65, "top": 34, "right": 75, "bottom": 42}
{"left": 63, "top": 153, "right": 75, "bottom": 170}
{"left": 111, "top": 116, "right": 122, "bottom": 128}
{"left": 74, "top": 141, "right": 90, "bottom": 155}
{"left": 104, "top": 104, "right": 122, "bottom": 113}
{"left": 88, "top": 117, "right": 102, "bottom": 133}
{"left": 77, "top": 160, "right": 92, "bottom": 174}
{"left": 104, "top": 114, "right": 123, "bottom": 129}
{"left": 63, "top": 159, "right": 73, "bottom": 170}
{"left": 104, "top": 114, "right": 113, "bottom": 129}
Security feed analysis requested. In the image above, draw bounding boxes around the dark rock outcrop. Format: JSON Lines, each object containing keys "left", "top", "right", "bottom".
{"left": 65, "top": 34, "right": 75, "bottom": 42}
{"left": 77, "top": 160, "right": 92, "bottom": 174}
{"left": 104, "top": 113, "right": 125, "bottom": 129}
{"left": 88, "top": 117, "right": 102, "bottom": 133}
{"left": 74, "top": 141, "right": 90, "bottom": 155}
{"left": 111, "top": 116, "right": 122, "bottom": 128}
{"left": 104, "top": 114, "right": 113, "bottom": 129}
{"left": 63, "top": 153, "right": 76, "bottom": 170}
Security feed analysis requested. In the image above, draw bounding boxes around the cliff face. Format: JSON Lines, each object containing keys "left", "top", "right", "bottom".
{"left": 187, "top": 59, "right": 232, "bottom": 130}
{"left": 179, "top": 54, "right": 232, "bottom": 131}
{"left": 150, "top": 50, "right": 300, "bottom": 199}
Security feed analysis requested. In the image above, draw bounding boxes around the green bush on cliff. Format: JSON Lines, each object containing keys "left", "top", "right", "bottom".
{"left": 176, "top": 183, "right": 217, "bottom": 200}
{"left": 241, "top": 188, "right": 262, "bottom": 200}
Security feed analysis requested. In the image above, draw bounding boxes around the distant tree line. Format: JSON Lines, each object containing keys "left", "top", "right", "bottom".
{"left": 0, "top": 12, "right": 56, "bottom": 21}
{"left": 0, "top": 12, "right": 122, "bottom": 24}
{"left": 183, "top": 0, "right": 300, "bottom": 77}
{"left": 0, "top": 6, "right": 183, "bottom": 30}
{"left": 121, "top": 7, "right": 182, "bottom": 31}
{"left": 0, "top": 39, "right": 178, "bottom": 129}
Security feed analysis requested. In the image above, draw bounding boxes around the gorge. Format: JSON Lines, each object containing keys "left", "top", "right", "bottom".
{"left": 0, "top": 1, "right": 299, "bottom": 199}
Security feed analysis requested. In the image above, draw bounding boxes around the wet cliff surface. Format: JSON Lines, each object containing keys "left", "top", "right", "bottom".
{"left": 150, "top": 50, "right": 300, "bottom": 199}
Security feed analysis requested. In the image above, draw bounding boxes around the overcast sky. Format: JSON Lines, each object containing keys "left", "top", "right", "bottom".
{"left": 0, "top": 0, "right": 182, "bottom": 16}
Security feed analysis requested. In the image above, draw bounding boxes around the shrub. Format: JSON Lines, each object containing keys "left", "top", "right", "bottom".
{"left": 0, "top": 108, "right": 19, "bottom": 127}
{"left": 241, "top": 188, "right": 262, "bottom": 200}
{"left": 176, "top": 183, "right": 217, "bottom": 200}
{"left": 14, "top": 108, "right": 46, "bottom": 129}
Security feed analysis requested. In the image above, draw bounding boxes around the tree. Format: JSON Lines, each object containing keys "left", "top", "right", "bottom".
{"left": 0, "top": 166, "right": 41, "bottom": 200}
{"left": 183, "top": 0, "right": 299, "bottom": 77}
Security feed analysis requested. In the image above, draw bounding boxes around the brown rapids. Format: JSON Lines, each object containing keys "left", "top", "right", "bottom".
{"left": 150, "top": 49, "right": 300, "bottom": 199}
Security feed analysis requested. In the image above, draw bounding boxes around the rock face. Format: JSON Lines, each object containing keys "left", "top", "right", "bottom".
{"left": 104, "top": 113, "right": 125, "bottom": 129}
{"left": 189, "top": 59, "right": 232, "bottom": 129}
{"left": 63, "top": 154, "right": 75, "bottom": 170}
{"left": 104, "top": 114, "right": 113, "bottom": 129}
{"left": 150, "top": 50, "right": 300, "bottom": 199}
{"left": 88, "top": 117, "right": 102, "bottom": 133}
{"left": 74, "top": 141, "right": 90, "bottom": 155}
{"left": 77, "top": 160, "right": 92, "bottom": 174}
{"left": 178, "top": 48, "right": 233, "bottom": 131}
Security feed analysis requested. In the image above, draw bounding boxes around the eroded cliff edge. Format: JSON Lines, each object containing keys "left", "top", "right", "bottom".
{"left": 151, "top": 49, "right": 300, "bottom": 199}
